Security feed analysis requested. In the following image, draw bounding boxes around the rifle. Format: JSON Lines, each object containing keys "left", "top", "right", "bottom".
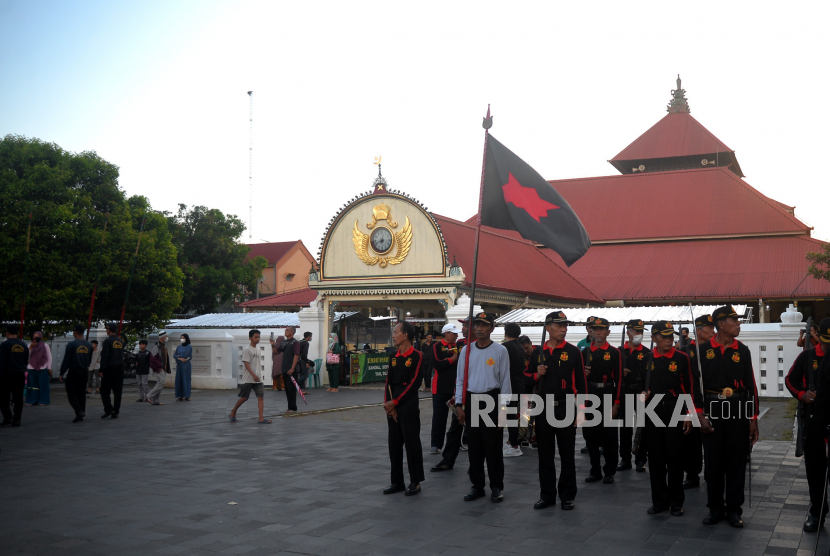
{"left": 796, "top": 316, "right": 815, "bottom": 457}
{"left": 632, "top": 350, "right": 654, "bottom": 454}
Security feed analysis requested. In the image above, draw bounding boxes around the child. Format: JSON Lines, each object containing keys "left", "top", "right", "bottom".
{"left": 135, "top": 340, "right": 151, "bottom": 402}
{"left": 230, "top": 329, "right": 271, "bottom": 424}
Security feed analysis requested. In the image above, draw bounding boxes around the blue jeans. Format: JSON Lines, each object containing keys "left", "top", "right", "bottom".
{"left": 175, "top": 363, "right": 191, "bottom": 398}
{"left": 26, "top": 368, "right": 51, "bottom": 405}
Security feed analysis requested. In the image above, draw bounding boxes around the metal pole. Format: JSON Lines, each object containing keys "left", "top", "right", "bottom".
{"left": 86, "top": 211, "right": 110, "bottom": 340}
{"left": 118, "top": 211, "right": 147, "bottom": 337}
{"left": 19, "top": 211, "right": 32, "bottom": 337}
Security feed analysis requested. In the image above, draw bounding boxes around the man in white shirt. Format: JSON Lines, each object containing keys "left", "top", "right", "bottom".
{"left": 455, "top": 312, "right": 511, "bottom": 503}
{"left": 229, "top": 329, "right": 271, "bottom": 424}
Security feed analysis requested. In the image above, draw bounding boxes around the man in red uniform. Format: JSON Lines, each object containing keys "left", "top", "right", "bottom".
{"left": 430, "top": 324, "right": 460, "bottom": 454}
{"left": 619, "top": 319, "right": 651, "bottom": 472}
{"left": 681, "top": 314, "right": 714, "bottom": 489}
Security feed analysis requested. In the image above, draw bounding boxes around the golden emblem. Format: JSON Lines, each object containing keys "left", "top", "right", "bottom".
{"left": 405, "top": 358, "right": 412, "bottom": 367}
{"left": 603, "top": 352, "right": 611, "bottom": 361}
{"left": 814, "top": 360, "right": 819, "bottom": 370}
{"left": 731, "top": 352, "right": 740, "bottom": 363}
{"left": 352, "top": 204, "right": 412, "bottom": 268}
{"left": 706, "top": 349, "right": 715, "bottom": 359}
{"left": 669, "top": 361, "right": 678, "bottom": 372}
{"left": 721, "top": 387, "right": 734, "bottom": 398}
{"left": 486, "top": 357, "right": 495, "bottom": 366}
{"left": 560, "top": 352, "right": 569, "bottom": 361}
{"left": 637, "top": 353, "right": 644, "bottom": 360}
{"left": 392, "top": 359, "right": 397, "bottom": 367}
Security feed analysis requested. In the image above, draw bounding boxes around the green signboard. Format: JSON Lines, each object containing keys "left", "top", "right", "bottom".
{"left": 349, "top": 353, "right": 391, "bottom": 384}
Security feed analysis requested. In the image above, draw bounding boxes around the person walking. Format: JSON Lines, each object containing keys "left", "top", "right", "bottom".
{"left": 271, "top": 334, "right": 285, "bottom": 391}
{"left": 420, "top": 333, "right": 435, "bottom": 392}
{"left": 87, "top": 340, "right": 101, "bottom": 395}
{"left": 135, "top": 340, "right": 151, "bottom": 402}
{"left": 174, "top": 334, "right": 192, "bottom": 401}
{"left": 326, "top": 333, "right": 342, "bottom": 392}
{"left": 0, "top": 325, "right": 29, "bottom": 427}
{"left": 298, "top": 332, "right": 314, "bottom": 394}
{"left": 58, "top": 324, "right": 93, "bottom": 423}
{"left": 99, "top": 323, "right": 125, "bottom": 419}
{"left": 277, "top": 326, "right": 301, "bottom": 412}
{"left": 25, "top": 331, "right": 52, "bottom": 406}
{"left": 229, "top": 329, "right": 271, "bottom": 424}
{"left": 147, "top": 332, "right": 170, "bottom": 405}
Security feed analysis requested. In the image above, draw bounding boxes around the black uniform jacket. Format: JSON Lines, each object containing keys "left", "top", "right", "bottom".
{"left": 786, "top": 344, "right": 830, "bottom": 420}
{"left": 432, "top": 340, "right": 459, "bottom": 395}
{"left": 0, "top": 338, "right": 29, "bottom": 373}
{"left": 527, "top": 341, "right": 587, "bottom": 401}
{"left": 385, "top": 346, "right": 422, "bottom": 407}
{"left": 696, "top": 338, "right": 759, "bottom": 419}
{"left": 59, "top": 339, "right": 93, "bottom": 376}
{"left": 647, "top": 347, "right": 699, "bottom": 418}
{"left": 623, "top": 342, "right": 651, "bottom": 391}
{"left": 581, "top": 342, "right": 622, "bottom": 404}
{"left": 502, "top": 338, "right": 527, "bottom": 385}
{"left": 100, "top": 335, "right": 125, "bottom": 367}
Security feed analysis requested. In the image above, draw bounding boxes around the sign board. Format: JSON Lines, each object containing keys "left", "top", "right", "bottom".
{"left": 191, "top": 345, "right": 213, "bottom": 376}
{"left": 362, "top": 354, "right": 390, "bottom": 383}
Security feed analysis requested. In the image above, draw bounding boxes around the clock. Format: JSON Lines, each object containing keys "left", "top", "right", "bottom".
{"left": 370, "top": 226, "right": 394, "bottom": 254}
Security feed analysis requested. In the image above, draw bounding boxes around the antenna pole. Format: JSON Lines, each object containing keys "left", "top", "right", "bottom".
{"left": 247, "top": 90, "right": 253, "bottom": 239}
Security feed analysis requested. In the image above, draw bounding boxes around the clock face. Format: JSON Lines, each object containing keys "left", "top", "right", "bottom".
{"left": 370, "top": 226, "right": 394, "bottom": 254}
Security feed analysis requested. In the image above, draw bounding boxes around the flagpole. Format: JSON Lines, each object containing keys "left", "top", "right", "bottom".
{"left": 86, "top": 210, "right": 110, "bottom": 340}
{"left": 19, "top": 210, "right": 32, "bottom": 338}
{"left": 118, "top": 210, "right": 147, "bottom": 337}
{"left": 461, "top": 105, "right": 492, "bottom": 409}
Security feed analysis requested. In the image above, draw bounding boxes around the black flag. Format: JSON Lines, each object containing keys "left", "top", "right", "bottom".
{"left": 480, "top": 135, "right": 591, "bottom": 266}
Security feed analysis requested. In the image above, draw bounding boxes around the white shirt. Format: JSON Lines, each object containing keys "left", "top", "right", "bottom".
{"left": 240, "top": 344, "right": 261, "bottom": 384}
{"left": 454, "top": 340, "right": 511, "bottom": 404}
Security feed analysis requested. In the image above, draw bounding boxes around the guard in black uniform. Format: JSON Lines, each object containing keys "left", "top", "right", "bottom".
{"left": 0, "top": 324, "right": 29, "bottom": 427}
{"left": 429, "top": 323, "right": 460, "bottom": 454}
{"left": 99, "top": 322, "right": 126, "bottom": 419}
{"left": 59, "top": 324, "right": 94, "bottom": 422}
{"left": 382, "top": 321, "right": 424, "bottom": 496}
{"left": 680, "top": 314, "right": 714, "bottom": 489}
{"left": 431, "top": 321, "right": 470, "bottom": 472}
{"left": 697, "top": 305, "right": 759, "bottom": 528}
{"left": 530, "top": 311, "right": 587, "bottom": 510}
{"left": 619, "top": 318, "right": 651, "bottom": 472}
{"left": 644, "top": 321, "right": 696, "bottom": 516}
{"left": 785, "top": 317, "right": 830, "bottom": 532}
{"left": 581, "top": 317, "right": 622, "bottom": 483}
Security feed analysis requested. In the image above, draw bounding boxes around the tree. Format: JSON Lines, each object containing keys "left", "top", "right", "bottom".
{"left": 167, "top": 204, "right": 267, "bottom": 314}
{"left": 808, "top": 245, "right": 830, "bottom": 284}
{"left": 0, "top": 135, "right": 183, "bottom": 337}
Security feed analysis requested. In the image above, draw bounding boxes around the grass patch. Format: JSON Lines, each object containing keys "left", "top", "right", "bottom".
{"left": 784, "top": 398, "right": 798, "bottom": 420}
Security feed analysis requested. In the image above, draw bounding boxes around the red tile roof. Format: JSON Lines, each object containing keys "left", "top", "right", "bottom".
{"left": 239, "top": 287, "right": 317, "bottom": 308}
{"left": 432, "top": 214, "right": 602, "bottom": 304}
{"left": 245, "top": 241, "right": 300, "bottom": 265}
{"left": 541, "top": 235, "right": 830, "bottom": 301}
{"left": 610, "top": 112, "right": 734, "bottom": 162}
{"left": 548, "top": 167, "right": 810, "bottom": 242}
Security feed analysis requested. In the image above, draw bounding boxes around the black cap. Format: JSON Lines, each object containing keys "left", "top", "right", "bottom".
{"left": 712, "top": 305, "right": 740, "bottom": 322}
{"left": 695, "top": 314, "right": 714, "bottom": 327}
{"left": 545, "top": 311, "right": 569, "bottom": 325}
{"left": 473, "top": 311, "right": 496, "bottom": 326}
{"left": 590, "top": 317, "right": 609, "bottom": 329}
{"left": 651, "top": 321, "right": 676, "bottom": 337}
{"left": 585, "top": 316, "right": 598, "bottom": 328}
{"left": 819, "top": 318, "right": 830, "bottom": 343}
{"left": 626, "top": 319, "right": 645, "bottom": 331}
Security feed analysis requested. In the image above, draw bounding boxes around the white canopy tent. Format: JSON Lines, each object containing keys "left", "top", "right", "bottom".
{"left": 496, "top": 305, "right": 751, "bottom": 326}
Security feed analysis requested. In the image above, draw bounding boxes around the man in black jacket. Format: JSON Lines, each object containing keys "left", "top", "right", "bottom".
{"left": 429, "top": 324, "right": 460, "bottom": 456}
{"left": 0, "top": 324, "right": 29, "bottom": 427}
{"left": 619, "top": 319, "right": 651, "bottom": 472}
{"left": 99, "top": 323, "right": 125, "bottom": 419}
{"left": 298, "top": 332, "right": 313, "bottom": 393}
{"left": 502, "top": 323, "right": 527, "bottom": 457}
{"left": 59, "top": 324, "right": 94, "bottom": 422}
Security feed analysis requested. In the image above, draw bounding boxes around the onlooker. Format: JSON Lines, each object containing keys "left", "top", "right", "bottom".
{"left": 270, "top": 334, "right": 285, "bottom": 390}
{"left": 502, "top": 323, "right": 526, "bottom": 457}
{"left": 135, "top": 340, "right": 151, "bottom": 402}
{"left": 277, "top": 326, "right": 302, "bottom": 412}
{"left": 59, "top": 324, "right": 93, "bottom": 422}
{"left": 420, "top": 334, "right": 435, "bottom": 392}
{"left": 0, "top": 324, "right": 29, "bottom": 427}
{"left": 229, "top": 329, "right": 271, "bottom": 424}
{"left": 147, "top": 332, "right": 170, "bottom": 405}
{"left": 87, "top": 340, "right": 101, "bottom": 395}
{"left": 299, "top": 332, "right": 313, "bottom": 394}
{"left": 798, "top": 323, "right": 820, "bottom": 348}
{"left": 576, "top": 318, "right": 596, "bottom": 350}
{"left": 174, "top": 334, "right": 192, "bottom": 401}
{"left": 26, "top": 331, "right": 52, "bottom": 406}
{"left": 326, "top": 333, "right": 341, "bottom": 392}
{"left": 99, "top": 323, "right": 125, "bottom": 419}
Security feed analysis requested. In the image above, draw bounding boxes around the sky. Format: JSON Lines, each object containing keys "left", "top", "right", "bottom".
{"left": 2, "top": 0, "right": 829, "bottom": 256}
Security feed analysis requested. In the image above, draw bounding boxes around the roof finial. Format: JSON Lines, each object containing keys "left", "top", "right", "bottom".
{"left": 667, "top": 74, "right": 690, "bottom": 114}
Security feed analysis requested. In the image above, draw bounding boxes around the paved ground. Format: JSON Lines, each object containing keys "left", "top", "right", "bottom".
{"left": 1, "top": 382, "right": 826, "bottom": 556}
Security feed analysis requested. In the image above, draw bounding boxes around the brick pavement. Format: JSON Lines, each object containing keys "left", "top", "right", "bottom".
{"left": 0, "top": 383, "right": 826, "bottom": 556}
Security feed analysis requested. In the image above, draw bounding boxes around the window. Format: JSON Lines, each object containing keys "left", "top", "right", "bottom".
{"left": 761, "top": 370, "right": 766, "bottom": 377}
{"left": 778, "top": 384, "right": 784, "bottom": 391}
{"left": 779, "top": 370, "right": 784, "bottom": 378}
{"left": 761, "top": 383, "right": 767, "bottom": 391}
{"left": 286, "top": 273, "right": 295, "bottom": 282}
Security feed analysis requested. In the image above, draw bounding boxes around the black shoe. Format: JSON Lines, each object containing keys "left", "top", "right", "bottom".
{"left": 580, "top": 446, "right": 589, "bottom": 454}
{"left": 534, "top": 499, "right": 552, "bottom": 510}
{"left": 11, "top": 420, "right": 20, "bottom": 427}
{"left": 635, "top": 461, "right": 646, "bottom": 472}
{"left": 727, "top": 511, "right": 743, "bottom": 528}
{"left": 72, "top": 415, "right": 83, "bottom": 423}
{"left": 490, "top": 488, "right": 503, "bottom": 503}
{"left": 464, "top": 488, "right": 486, "bottom": 501}
{"left": 647, "top": 505, "right": 666, "bottom": 515}
{"left": 430, "top": 463, "right": 453, "bottom": 472}
{"left": 405, "top": 483, "right": 420, "bottom": 496}
{"left": 682, "top": 478, "right": 700, "bottom": 489}
{"left": 671, "top": 507, "right": 684, "bottom": 517}
{"left": 617, "top": 461, "right": 632, "bottom": 471}
{"left": 602, "top": 475, "right": 614, "bottom": 484}
{"left": 383, "top": 483, "right": 406, "bottom": 495}
{"left": 703, "top": 511, "right": 724, "bottom": 525}
{"left": 78, "top": 412, "right": 85, "bottom": 418}
{"left": 804, "top": 514, "right": 824, "bottom": 532}
{"left": 101, "top": 413, "right": 112, "bottom": 419}
{"left": 521, "top": 440, "right": 530, "bottom": 447}
{"left": 561, "top": 500, "right": 574, "bottom": 510}
{"left": 0, "top": 419, "right": 10, "bottom": 427}
{"left": 110, "top": 413, "right": 119, "bottom": 419}
{"left": 585, "top": 474, "right": 602, "bottom": 483}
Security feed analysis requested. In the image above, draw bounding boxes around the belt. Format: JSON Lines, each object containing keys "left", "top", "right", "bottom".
{"left": 704, "top": 389, "right": 748, "bottom": 401}
{"left": 589, "top": 381, "right": 616, "bottom": 389}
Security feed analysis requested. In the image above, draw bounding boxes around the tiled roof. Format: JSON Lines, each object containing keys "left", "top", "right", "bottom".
{"left": 239, "top": 288, "right": 317, "bottom": 308}
{"left": 246, "top": 241, "right": 300, "bottom": 265}
{"left": 611, "top": 112, "right": 734, "bottom": 162}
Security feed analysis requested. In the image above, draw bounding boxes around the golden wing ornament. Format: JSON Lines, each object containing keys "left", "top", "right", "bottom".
{"left": 352, "top": 221, "right": 379, "bottom": 265}
{"left": 382, "top": 216, "right": 412, "bottom": 267}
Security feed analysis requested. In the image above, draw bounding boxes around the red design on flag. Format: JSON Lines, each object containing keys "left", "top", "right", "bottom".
{"left": 502, "top": 173, "right": 560, "bottom": 222}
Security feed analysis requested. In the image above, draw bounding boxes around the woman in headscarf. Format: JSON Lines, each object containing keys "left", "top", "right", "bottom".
{"left": 270, "top": 334, "right": 285, "bottom": 391}
{"left": 174, "top": 333, "right": 193, "bottom": 401}
{"left": 26, "top": 331, "right": 52, "bottom": 405}
{"left": 326, "top": 333, "right": 342, "bottom": 392}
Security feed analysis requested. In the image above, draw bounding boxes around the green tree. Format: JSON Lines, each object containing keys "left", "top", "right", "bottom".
{"left": 0, "top": 135, "right": 183, "bottom": 337}
{"left": 167, "top": 204, "right": 267, "bottom": 314}
{"left": 808, "top": 245, "right": 830, "bottom": 283}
